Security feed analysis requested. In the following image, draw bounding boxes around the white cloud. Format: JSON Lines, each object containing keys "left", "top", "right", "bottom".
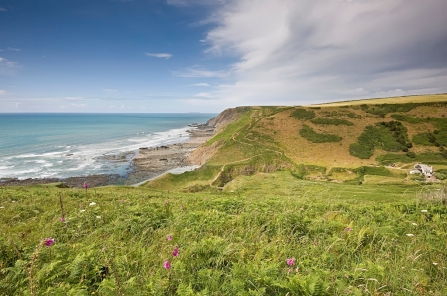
{"left": 145, "top": 52, "right": 172, "bottom": 59}
{"left": 177, "top": 66, "right": 228, "bottom": 78}
{"left": 0, "top": 6, "right": 7, "bottom": 12}
{"left": 0, "top": 89, "right": 6, "bottom": 95}
{"left": 8, "top": 47, "right": 21, "bottom": 52}
{"left": 190, "top": 83, "right": 210, "bottom": 87}
{"left": 0, "top": 57, "right": 21, "bottom": 68}
{"left": 197, "top": 0, "right": 447, "bottom": 106}
{"left": 194, "top": 92, "right": 214, "bottom": 98}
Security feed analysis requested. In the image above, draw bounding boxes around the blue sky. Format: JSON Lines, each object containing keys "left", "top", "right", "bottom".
{"left": 1, "top": 0, "right": 447, "bottom": 113}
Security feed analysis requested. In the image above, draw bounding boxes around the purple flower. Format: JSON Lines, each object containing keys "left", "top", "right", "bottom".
{"left": 45, "top": 238, "right": 55, "bottom": 247}
{"left": 345, "top": 227, "right": 351, "bottom": 232}
{"left": 167, "top": 235, "right": 172, "bottom": 241}
{"left": 173, "top": 247, "right": 179, "bottom": 257}
{"left": 286, "top": 258, "right": 295, "bottom": 267}
{"left": 163, "top": 260, "right": 171, "bottom": 269}
{"left": 60, "top": 217, "right": 66, "bottom": 222}
{"left": 83, "top": 182, "right": 88, "bottom": 190}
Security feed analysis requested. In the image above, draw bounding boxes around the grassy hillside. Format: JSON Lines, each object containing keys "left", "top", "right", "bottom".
{"left": 145, "top": 94, "right": 447, "bottom": 192}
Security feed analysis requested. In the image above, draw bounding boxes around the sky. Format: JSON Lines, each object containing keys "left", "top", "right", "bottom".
{"left": 1, "top": 0, "right": 447, "bottom": 113}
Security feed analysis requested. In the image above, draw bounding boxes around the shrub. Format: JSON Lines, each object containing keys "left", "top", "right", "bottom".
{"left": 350, "top": 122, "right": 412, "bottom": 159}
{"left": 291, "top": 109, "right": 315, "bottom": 120}
{"left": 310, "top": 118, "right": 353, "bottom": 126}
{"left": 299, "top": 124, "right": 342, "bottom": 143}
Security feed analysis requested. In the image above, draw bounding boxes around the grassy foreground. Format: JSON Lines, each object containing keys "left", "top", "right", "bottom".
{"left": 1, "top": 180, "right": 446, "bottom": 295}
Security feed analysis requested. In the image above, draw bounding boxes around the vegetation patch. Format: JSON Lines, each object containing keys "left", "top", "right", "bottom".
{"left": 299, "top": 124, "right": 342, "bottom": 143}
{"left": 310, "top": 118, "right": 353, "bottom": 126}
{"left": 377, "top": 152, "right": 447, "bottom": 165}
{"left": 291, "top": 108, "right": 315, "bottom": 120}
{"left": 413, "top": 131, "right": 447, "bottom": 147}
{"left": 361, "top": 102, "right": 425, "bottom": 117}
{"left": 349, "top": 121, "right": 412, "bottom": 159}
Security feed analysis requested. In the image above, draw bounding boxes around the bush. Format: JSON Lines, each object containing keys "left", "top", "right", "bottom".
{"left": 291, "top": 109, "right": 315, "bottom": 120}
{"left": 310, "top": 118, "right": 353, "bottom": 126}
{"left": 299, "top": 124, "right": 342, "bottom": 143}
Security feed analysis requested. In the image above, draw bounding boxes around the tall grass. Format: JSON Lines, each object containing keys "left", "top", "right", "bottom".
{"left": 1, "top": 182, "right": 446, "bottom": 295}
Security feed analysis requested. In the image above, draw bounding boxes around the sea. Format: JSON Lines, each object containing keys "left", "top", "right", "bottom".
{"left": 0, "top": 113, "right": 216, "bottom": 180}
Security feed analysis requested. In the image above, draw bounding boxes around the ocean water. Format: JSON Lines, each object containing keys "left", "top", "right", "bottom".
{"left": 0, "top": 113, "right": 216, "bottom": 180}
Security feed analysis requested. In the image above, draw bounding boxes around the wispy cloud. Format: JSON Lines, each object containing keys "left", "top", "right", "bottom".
{"left": 145, "top": 52, "right": 172, "bottom": 59}
{"left": 176, "top": 66, "right": 228, "bottom": 78}
{"left": 8, "top": 47, "right": 21, "bottom": 52}
{"left": 0, "top": 57, "right": 21, "bottom": 68}
{"left": 194, "top": 92, "right": 214, "bottom": 99}
{"left": 0, "top": 6, "right": 7, "bottom": 12}
{"left": 0, "top": 89, "right": 6, "bottom": 95}
{"left": 197, "top": 0, "right": 447, "bottom": 105}
{"left": 189, "top": 83, "right": 210, "bottom": 87}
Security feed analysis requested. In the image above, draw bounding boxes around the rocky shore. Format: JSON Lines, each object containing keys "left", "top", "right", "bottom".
{"left": 0, "top": 124, "right": 217, "bottom": 188}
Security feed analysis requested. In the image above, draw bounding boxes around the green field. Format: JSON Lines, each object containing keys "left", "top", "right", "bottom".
{"left": 1, "top": 176, "right": 447, "bottom": 295}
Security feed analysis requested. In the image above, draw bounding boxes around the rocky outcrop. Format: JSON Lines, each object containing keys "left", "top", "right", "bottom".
{"left": 206, "top": 108, "right": 241, "bottom": 132}
{"left": 187, "top": 108, "right": 242, "bottom": 165}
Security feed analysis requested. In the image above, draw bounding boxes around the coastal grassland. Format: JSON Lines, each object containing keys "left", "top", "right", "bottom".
{"left": 173, "top": 97, "right": 447, "bottom": 189}
{"left": 1, "top": 181, "right": 446, "bottom": 295}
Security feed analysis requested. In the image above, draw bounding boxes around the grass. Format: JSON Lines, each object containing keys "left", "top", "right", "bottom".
{"left": 1, "top": 178, "right": 447, "bottom": 295}
{"left": 310, "top": 118, "right": 353, "bottom": 126}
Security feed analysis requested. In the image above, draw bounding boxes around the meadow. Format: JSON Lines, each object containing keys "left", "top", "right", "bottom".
{"left": 1, "top": 179, "right": 446, "bottom": 295}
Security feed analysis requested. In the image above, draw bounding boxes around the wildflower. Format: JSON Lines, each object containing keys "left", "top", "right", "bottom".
{"left": 173, "top": 246, "right": 179, "bottom": 257}
{"left": 313, "top": 239, "right": 317, "bottom": 246}
{"left": 433, "top": 262, "right": 438, "bottom": 265}
{"left": 286, "top": 258, "right": 295, "bottom": 266}
{"left": 45, "top": 238, "right": 55, "bottom": 247}
{"left": 295, "top": 267, "right": 299, "bottom": 273}
{"left": 412, "top": 223, "right": 418, "bottom": 226}
{"left": 60, "top": 217, "right": 66, "bottom": 222}
{"left": 0, "top": 206, "right": 4, "bottom": 209}
{"left": 89, "top": 202, "right": 96, "bottom": 206}
{"left": 167, "top": 235, "right": 172, "bottom": 241}
{"left": 96, "top": 216, "right": 101, "bottom": 219}
{"left": 421, "top": 210, "right": 428, "bottom": 213}
{"left": 121, "top": 199, "right": 124, "bottom": 203}
{"left": 80, "top": 209, "right": 86, "bottom": 212}
{"left": 83, "top": 182, "right": 88, "bottom": 190}
{"left": 406, "top": 233, "right": 414, "bottom": 237}
{"left": 164, "top": 201, "right": 169, "bottom": 205}
{"left": 163, "top": 260, "right": 171, "bottom": 269}
{"left": 345, "top": 227, "right": 351, "bottom": 232}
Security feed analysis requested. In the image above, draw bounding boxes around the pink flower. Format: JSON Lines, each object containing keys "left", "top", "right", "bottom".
{"left": 45, "top": 238, "right": 55, "bottom": 247}
{"left": 60, "top": 217, "right": 65, "bottom": 222}
{"left": 173, "top": 247, "right": 179, "bottom": 257}
{"left": 163, "top": 260, "right": 171, "bottom": 269}
{"left": 121, "top": 199, "right": 124, "bottom": 203}
{"left": 167, "top": 235, "right": 172, "bottom": 241}
{"left": 83, "top": 182, "right": 88, "bottom": 190}
{"left": 286, "top": 258, "right": 295, "bottom": 266}
{"left": 345, "top": 227, "right": 351, "bottom": 232}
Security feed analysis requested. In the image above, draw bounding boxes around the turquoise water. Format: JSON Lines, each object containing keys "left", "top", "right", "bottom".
{"left": 0, "top": 113, "right": 216, "bottom": 179}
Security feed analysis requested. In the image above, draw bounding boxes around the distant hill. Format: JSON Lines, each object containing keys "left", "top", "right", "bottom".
{"left": 145, "top": 94, "right": 447, "bottom": 191}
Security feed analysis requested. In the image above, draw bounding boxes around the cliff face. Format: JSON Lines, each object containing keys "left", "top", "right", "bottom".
{"left": 206, "top": 108, "right": 241, "bottom": 132}
{"left": 188, "top": 108, "right": 242, "bottom": 165}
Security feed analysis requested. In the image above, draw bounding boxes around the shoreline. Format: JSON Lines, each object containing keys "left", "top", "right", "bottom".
{"left": 0, "top": 124, "right": 216, "bottom": 188}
